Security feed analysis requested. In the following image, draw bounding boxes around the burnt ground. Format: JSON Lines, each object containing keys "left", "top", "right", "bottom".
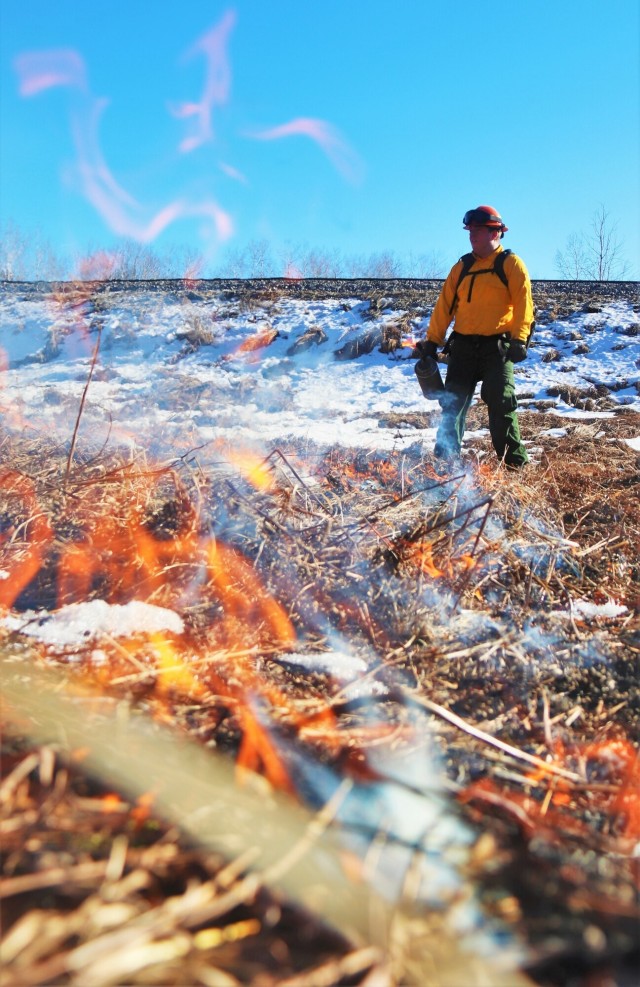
{"left": 1, "top": 279, "right": 639, "bottom": 986}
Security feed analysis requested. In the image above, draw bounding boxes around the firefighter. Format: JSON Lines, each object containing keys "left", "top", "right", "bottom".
{"left": 416, "top": 206, "right": 534, "bottom": 468}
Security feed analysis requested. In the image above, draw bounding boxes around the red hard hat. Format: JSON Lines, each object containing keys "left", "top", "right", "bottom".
{"left": 463, "top": 206, "right": 508, "bottom": 232}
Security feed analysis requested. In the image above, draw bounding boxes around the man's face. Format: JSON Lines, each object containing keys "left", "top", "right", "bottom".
{"left": 468, "top": 224, "right": 501, "bottom": 257}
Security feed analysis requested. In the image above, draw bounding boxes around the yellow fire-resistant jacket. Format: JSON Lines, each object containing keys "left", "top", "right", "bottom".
{"left": 426, "top": 246, "right": 534, "bottom": 345}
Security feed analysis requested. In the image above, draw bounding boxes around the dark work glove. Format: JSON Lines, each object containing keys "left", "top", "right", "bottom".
{"left": 507, "top": 340, "right": 528, "bottom": 363}
{"left": 413, "top": 339, "right": 438, "bottom": 360}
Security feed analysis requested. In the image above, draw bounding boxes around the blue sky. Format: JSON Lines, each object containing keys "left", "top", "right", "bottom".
{"left": 1, "top": 0, "right": 638, "bottom": 279}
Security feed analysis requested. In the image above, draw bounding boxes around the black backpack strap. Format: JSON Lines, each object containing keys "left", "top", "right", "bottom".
{"left": 493, "top": 248, "right": 512, "bottom": 288}
{"left": 491, "top": 250, "right": 534, "bottom": 348}
{"left": 493, "top": 249, "right": 535, "bottom": 345}
{"left": 448, "top": 252, "right": 476, "bottom": 316}
{"left": 448, "top": 249, "right": 514, "bottom": 315}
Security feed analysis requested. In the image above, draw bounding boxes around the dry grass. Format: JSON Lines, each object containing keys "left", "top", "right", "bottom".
{"left": 1, "top": 404, "right": 639, "bottom": 985}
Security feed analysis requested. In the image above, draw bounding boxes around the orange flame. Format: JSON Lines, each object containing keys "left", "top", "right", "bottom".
{"left": 236, "top": 707, "right": 294, "bottom": 794}
{"left": 225, "top": 449, "right": 275, "bottom": 492}
{"left": 150, "top": 632, "right": 204, "bottom": 698}
{"left": 0, "top": 456, "right": 355, "bottom": 794}
{"left": 401, "top": 540, "right": 444, "bottom": 579}
{"left": 100, "top": 793, "right": 126, "bottom": 813}
{"left": 206, "top": 540, "right": 296, "bottom": 648}
{"left": 583, "top": 738, "right": 640, "bottom": 839}
{"left": 236, "top": 327, "right": 279, "bottom": 355}
{"left": 131, "top": 790, "right": 156, "bottom": 828}
{"left": 470, "top": 736, "right": 640, "bottom": 843}
{"left": 376, "top": 459, "right": 399, "bottom": 485}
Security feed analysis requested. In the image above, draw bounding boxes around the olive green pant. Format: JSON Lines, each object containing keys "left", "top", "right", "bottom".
{"left": 434, "top": 334, "right": 528, "bottom": 467}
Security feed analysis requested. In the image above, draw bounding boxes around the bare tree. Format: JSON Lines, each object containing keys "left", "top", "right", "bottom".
{"left": 405, "top": 249, "right": 447, "bottom": 279}
{"left": 215, "top": 238, "right": 276, "bottom": 278}
{"left": 363, "top": 251, "right": 403, "bottom": 278}
{"left": 32, "top": 238, "right": 66, "bottom": 281}
{"left": 342, "top": 252, "right": 365, "bottom": 278}
{"left": 110, "top": 240, "right": 165, "bottom": 280}
{"left": 554, "top": 232, "right": 587, "bottom": 280}
{"left": 167, "top": 244, "right": 205, "bottom": 279}
{"left": 587, "top": 206, "right": 631, "bottom": 280}
{"left": 215, "top": 244, "right": 248, "bottom": 278}
{"left": 343, "top": 251, "right": 393, "bottom": 278}
{"left": 0, "top": 220, "right": 28, "bottom": 280}
{"left": 281, "top": 243, "right": 344, "bottom": 278}
{"left": 243, "top": 238, "right": 275, "bottom": 277}
{"left": 0, "top": 220, "right": 67, "bottom": 280}
{"left": 555, "top": 206, "right": 630, "bottom": 280}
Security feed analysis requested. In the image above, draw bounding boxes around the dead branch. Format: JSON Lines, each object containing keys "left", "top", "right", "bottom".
{"left": 405, "top": 693, "right": 584, "bottom": 784}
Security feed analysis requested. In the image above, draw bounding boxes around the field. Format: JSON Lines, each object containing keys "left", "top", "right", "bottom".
{"left": 1, "top": 278, "right": 639, "bottom": 986}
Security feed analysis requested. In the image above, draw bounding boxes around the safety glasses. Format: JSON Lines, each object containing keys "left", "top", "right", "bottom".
{"left": 463, "top": 208, "right": 503, "bottom": 228}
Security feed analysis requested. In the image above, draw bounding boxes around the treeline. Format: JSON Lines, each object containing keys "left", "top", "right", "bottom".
{"left": 1, "top": 207, "right": 634, "bottom": 282}
{"left": 0, "top": 223, "right": 447, "bottom": 282}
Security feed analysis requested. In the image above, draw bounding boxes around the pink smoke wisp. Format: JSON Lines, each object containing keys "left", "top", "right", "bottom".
{"left": 14, "top": 49, "right": 87, "bottom": 96}
{"left": 170, "top": 10, "right": 236, "bottom": 154}
{"left": 249, "top": 117, "right": 363, "bottom": 183}
{"left": 14, "top": 48, "right": 233, "bottom": 247}
{"left": 13, "top": 15, "right": 362, "bottom": 271}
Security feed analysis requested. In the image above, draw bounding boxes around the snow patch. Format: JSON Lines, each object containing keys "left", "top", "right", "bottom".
{"left": 1, "top": 600, "right": 184, "bottom": 647}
